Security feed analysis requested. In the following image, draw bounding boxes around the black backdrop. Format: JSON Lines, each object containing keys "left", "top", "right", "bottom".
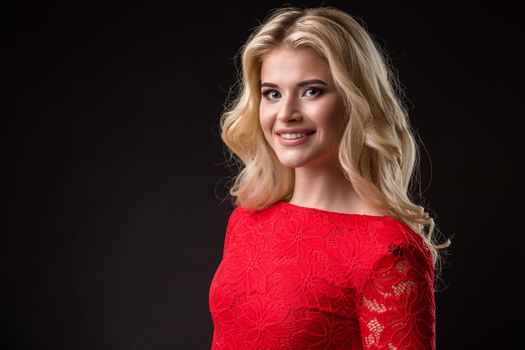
{"left": 6, "top": 1, "right": 523, "bottom": 349}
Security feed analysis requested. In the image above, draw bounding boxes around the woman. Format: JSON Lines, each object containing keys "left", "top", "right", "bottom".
{"left": 209, "top": 6, "right": 451, "bottom": 349}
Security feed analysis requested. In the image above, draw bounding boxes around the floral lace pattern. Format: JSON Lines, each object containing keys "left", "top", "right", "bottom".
{"left": 209, "top": 201, "right": 435, "bottom": 349}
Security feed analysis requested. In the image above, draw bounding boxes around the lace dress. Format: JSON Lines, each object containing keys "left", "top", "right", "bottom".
{"left": 209, "top": 200, "right": 436, "bottom": 349}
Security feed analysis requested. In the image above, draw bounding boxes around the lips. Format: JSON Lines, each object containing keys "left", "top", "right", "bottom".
{"left": 275, "top": 129, "right": 316, "bottom": 135}
{"left": 276, "top": 129, "right": 316, "bottom": 146}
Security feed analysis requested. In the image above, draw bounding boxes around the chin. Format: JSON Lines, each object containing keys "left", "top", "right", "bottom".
{"left": 276, "top": 156, "right": 311, "bottom": 168}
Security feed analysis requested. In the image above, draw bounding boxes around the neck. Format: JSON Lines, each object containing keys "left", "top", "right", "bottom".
{"left": 289, "top": 157, "right": 362, "bottom": 213}
{"left": 288, "top": 151, "right": 388, "bottom": 216}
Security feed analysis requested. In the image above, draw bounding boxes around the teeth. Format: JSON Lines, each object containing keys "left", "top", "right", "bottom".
{"left": 281, "top": 133, "right": 307, "bottom": 139}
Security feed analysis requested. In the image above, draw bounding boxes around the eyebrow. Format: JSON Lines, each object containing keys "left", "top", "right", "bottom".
{"left": 260, "top": 79, "right": 329, "bottom": 88}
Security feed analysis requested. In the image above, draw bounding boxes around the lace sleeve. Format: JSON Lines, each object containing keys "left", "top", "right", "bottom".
{"left": 356, "top": 244, "right": 436, "bottom": 350}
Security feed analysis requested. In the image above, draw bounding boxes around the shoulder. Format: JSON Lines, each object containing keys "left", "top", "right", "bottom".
{"left": 226, "top": 205, "right": 246, "bottom": 229}
{"left": 224, "top": 203, "right": 278, "bottom": 233}
{"left": 354, "top": 216, "right": 435, "bottom": 290}
{"left": 365, "top": 216, "right": 425, "bottom": 252}
{"left": 223, "top": 203, "right": 282, "bottom": 247}
{"left": 361, "top": 216, "right": 433, "bottom": 272}
{"left": 231, "top": 201, "right": 283, "bottom": 221}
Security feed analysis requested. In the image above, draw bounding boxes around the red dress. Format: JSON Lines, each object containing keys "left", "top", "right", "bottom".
{"left": 209, "top": 200, "right": 436, "bottom": 349}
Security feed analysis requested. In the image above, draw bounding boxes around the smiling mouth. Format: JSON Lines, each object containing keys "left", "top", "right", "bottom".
{"left": 276, "top": 130, "right": 317, "bottom": 137}
{"left": 276, "top": 130, "right": 317, "bottom": 144}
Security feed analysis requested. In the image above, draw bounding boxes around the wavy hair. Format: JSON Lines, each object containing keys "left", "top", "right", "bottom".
{"left": 219, "top": 6, "right": 451, "bottom": 271}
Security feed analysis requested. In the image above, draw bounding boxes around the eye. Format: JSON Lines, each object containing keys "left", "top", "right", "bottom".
{"left": 261, "top": 89, "right": 281, "bottom": 101}
{"left": 303, "top": 87, "right": 324, "bottom": 98}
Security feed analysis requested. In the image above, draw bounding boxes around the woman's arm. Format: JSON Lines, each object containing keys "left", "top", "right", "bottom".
{"left": 356, "top": 244, "right": 436, "bottom": 350}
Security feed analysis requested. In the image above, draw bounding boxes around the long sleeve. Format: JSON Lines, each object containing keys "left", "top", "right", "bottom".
{"left": 356, "top": 243, "right": 436, "bottom": 350}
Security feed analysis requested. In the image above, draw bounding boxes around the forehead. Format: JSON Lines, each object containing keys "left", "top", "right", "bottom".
{"left": 260, "top": 46, "right": 332, "bottom": 83}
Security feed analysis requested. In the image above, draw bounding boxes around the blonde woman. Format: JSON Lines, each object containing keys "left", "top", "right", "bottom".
{"left": 209, "top": 6, "right": 450, "bottom": 349}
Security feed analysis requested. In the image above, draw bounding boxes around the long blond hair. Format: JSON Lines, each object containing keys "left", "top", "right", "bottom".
{"left": 219, "top": 6, "right": 451, "bottom": 271}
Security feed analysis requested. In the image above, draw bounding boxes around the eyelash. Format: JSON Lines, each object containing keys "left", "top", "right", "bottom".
{"left": 261, "top": 87, "right": 325, "bottom": 100}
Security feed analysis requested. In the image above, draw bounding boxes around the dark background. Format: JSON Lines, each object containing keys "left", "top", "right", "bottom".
{"left": 5, "top": 0, "right": 523, "bottom": 349}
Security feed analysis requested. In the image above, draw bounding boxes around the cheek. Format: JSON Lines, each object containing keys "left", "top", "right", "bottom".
{"left": 306, "top": 105, "right": 335, "bottom": 127}
{"left": 309, "top": 102, "right": 346, "bottom": 140}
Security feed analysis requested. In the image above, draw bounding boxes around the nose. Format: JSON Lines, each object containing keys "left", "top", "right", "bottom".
{"left": 276, "top": 94, "right": 302, "bottom": 122}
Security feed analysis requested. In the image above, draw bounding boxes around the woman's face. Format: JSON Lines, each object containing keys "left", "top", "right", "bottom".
{"left": 259, "top": 45, "right": 347, "bottom": 169}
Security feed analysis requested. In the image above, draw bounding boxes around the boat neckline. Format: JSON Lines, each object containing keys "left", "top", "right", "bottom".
{"left": 278, "top": 200, "right": 393, "bottom": 219}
